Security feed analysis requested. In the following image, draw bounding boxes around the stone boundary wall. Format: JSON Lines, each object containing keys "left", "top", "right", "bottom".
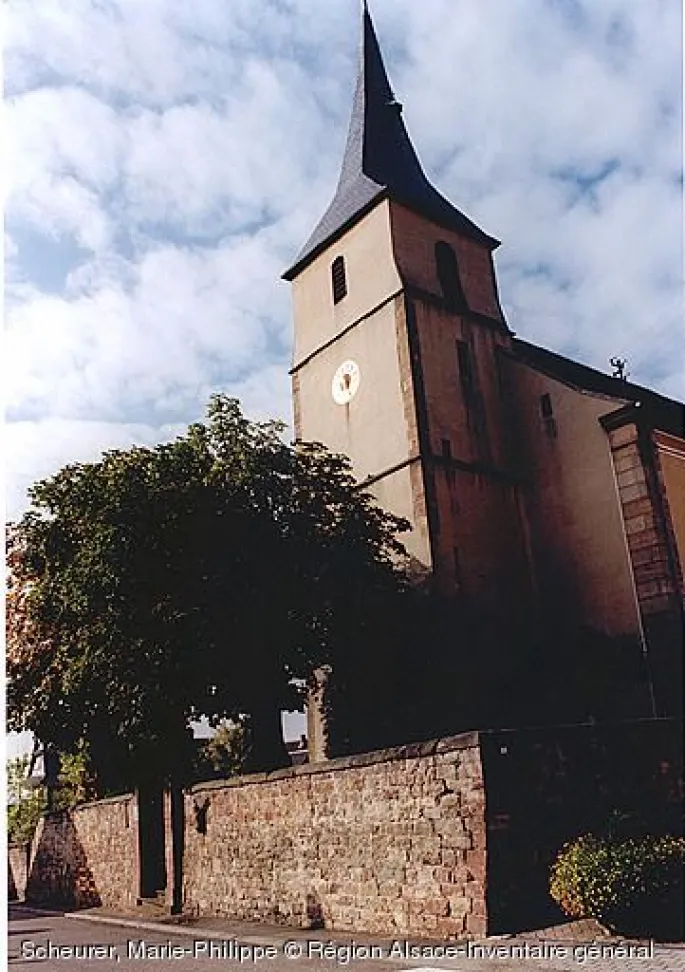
{"left": 9, "top": 843, "right": 30, "bottom": 901}
{"left": 26, "top": 793, "right": 137, "bottom": 910}
{"left": 16, "top": 720, "right": 680, "bottom": 937}
{"left": 183, "top": 732, "right": 487, "bottom": 938}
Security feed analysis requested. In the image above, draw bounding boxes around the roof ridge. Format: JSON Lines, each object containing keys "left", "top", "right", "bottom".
{"left": 513, "top": 337, "right": 684, "bottom": 412}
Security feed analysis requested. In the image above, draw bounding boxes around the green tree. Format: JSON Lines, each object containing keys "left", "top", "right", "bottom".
{"left": 7, "top": 755, "right": 44, "bottom": 845}
{"left": 194, "top": 720, "right": 249, "bottom": 780}
{"left": 7, "top": 396, "right": 409, "bottom": 788}
{"left": 7, "top": 747, "right": 92, "bottom": 844}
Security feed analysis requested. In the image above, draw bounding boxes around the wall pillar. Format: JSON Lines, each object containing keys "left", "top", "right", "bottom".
{"left": 606, "top": 420, "right": 683, "bottom": 716}
{"left": 132, "top": 789, "right": 143, "bottom": 903}
{"left": 306, "top": 666, "right": 332, "bottom": 762}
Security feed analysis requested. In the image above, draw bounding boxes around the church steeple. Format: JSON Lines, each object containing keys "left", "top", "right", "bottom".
{"left": 283, "top": 2, "right": 498, "bottom": 281}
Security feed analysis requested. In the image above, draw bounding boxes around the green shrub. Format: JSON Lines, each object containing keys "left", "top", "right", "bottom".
{"left": 550, "top": 833, "right": 684, "bottom": 939}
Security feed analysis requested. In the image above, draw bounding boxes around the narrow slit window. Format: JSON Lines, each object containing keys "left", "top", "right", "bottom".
{"left": 435, "top": 241, "right": 467, "bottom": 309}
{"left": 539, "top": 393, "right": 557, "bottom": 437}
{"left": 441, "top": 438, "right": 452, "bottom": 459}
{"left": 456, "top": 340, "right": 475, "bottom": 398}
{"left": 540, "top": 393, "right": 553, "bottom": 418}
{"left": 453, "top": 546, "right": 462, "bottom": 591}
{"left": 331, "top": 255, "right": 347, "bottom": 304}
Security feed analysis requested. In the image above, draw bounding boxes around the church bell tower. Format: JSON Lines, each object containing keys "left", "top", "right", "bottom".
{"left": 284, "top": 4, "right": 533, "bottom": 628}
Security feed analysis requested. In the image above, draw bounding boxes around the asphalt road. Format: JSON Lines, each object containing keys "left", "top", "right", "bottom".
{"left": 8, "top": 905, "right": 685, "bottom": 972}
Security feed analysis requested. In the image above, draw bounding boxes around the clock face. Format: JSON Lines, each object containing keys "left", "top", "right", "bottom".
{"left": 332, "top": 360, "right": 361, "bottom": 405}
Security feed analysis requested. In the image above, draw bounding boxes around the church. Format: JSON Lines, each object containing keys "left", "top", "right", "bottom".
{"left": 282, "top": 4, "right": 684, "bottom": 733}
{"left": 12, "top": 6, "right": 684, "bottom": 934}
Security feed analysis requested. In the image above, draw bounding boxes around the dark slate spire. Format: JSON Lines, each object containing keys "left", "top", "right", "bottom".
{"left": 283, "top": 3, "right": 498, "bottom": 281}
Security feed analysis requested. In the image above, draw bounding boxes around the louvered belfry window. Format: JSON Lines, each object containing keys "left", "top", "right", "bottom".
{"left": 331, "top": 255, "right": 347, "bottom": 304}
{"left": 435, "top": 241, "right": 467, "bottom": 310}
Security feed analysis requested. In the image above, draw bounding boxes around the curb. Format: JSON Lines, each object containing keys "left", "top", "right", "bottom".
{"left": 12, "top": 903, "right": 685, "bottom": 954}
{"left": 9, "top": 903, "right": 65, "bottom": 919}
{"left": 60, "top": 908, "right": 281, "bottom": 947}
{"left": 10, "top": 904, "right": 265, "bottom": 944}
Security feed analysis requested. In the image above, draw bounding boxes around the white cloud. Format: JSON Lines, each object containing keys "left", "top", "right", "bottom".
{"left": 6, "top": 87, "right": 122, "bottom": 251}
{"left": 9, "top": 174, "right": 113, "bottom": 253}
{"left": 7, "top": 87, "right": 123, "bottom": 193}
{"left": 4, "top": 0, "right": 683, "bottom": 520}
{"left": 5, "top": 417, "right": 187, "bottom": 520}
{"left": 120, "top": 57, "right": 333, "bottom": 237}
{"left": 6, "top": 0, "right": 226, "bottom": 108}
{"left": 6, "top": 234, "right": 290, "bottom": 424}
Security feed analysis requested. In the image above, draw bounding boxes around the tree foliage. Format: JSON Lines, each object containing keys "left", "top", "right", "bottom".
{"left": 7, "top": 756, "right": 44, "bottom": 845}
{"left": 193, "top": 721, "right": 249, "bottom": 780}
{"left": 7, "top": 748, "right": 93, "bottom": 844}
{"left": 7, "top": 396, "right": 409, "bottom": 787}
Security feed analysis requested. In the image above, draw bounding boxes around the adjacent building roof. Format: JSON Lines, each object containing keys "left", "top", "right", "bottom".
{"left": 283, "top": 4, "right": 498, "bottom": 281}
{"left": 513, "top": 338, "right": 685, "bottom": 436}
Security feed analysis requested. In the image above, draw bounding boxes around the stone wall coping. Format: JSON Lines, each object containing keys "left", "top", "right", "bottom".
{"left": 188, "top": 719, "right": 679, "bottom": 796}
{"left": 189, "top": 731, "right": 480, "bottom": 795}
{"left": 69, "top": 792, "right": 134, "bottom": 813}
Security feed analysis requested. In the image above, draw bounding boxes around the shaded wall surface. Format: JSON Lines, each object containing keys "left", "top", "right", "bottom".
{"left": 9, "top": 843, "right": 30, "bottom": 900}
{"left": 26, "top": 794, "right": 137, "bottom": 910}
{"left": 502, "top": 355, "right": 639, "bottom": 639}
{"left": 184, "top": 734, "right": 487, "bottom": 938}
{"left": 482, "top": 719, "right": 683, "bottom": 933}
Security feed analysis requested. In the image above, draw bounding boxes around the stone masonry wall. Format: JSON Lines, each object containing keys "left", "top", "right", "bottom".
{"left": 608, "top": 423, "right": 684, "bottom": 715}
{"left": 608, "top": 424, "right": 677, "bottom": 618}
{"left": 183, "top": 733, "right": 487, "bottom": 939}
{"left": 9, "top": 843, "right": 30, "bottom": 901}
{"left": 18, "top": 722, "right": 680, "bottom": 937}
{"left": 26, "top": 794, "right": 137, "bottom": 910}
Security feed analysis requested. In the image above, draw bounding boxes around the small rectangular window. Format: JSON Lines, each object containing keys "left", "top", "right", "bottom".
{"left": 441, "top": 438, "right": 452, "bottom": 459}
{"left": 331, "top": 255, "right": 347, "bottom": 304}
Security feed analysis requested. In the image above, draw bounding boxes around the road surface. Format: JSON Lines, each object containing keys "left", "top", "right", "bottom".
{"left": 8, "top": 904, "right": 684, "bottom": 972}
